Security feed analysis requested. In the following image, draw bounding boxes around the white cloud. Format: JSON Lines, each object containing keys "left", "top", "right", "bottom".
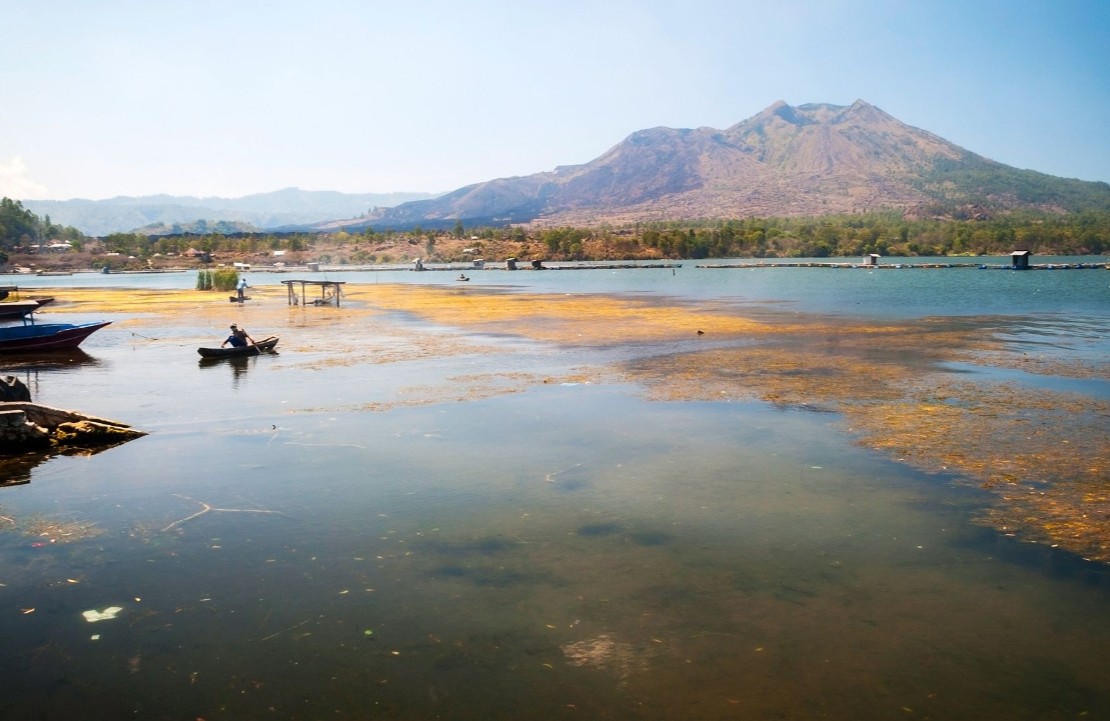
{"left": 0, "top": 157, "right": 48, "bottom": 199}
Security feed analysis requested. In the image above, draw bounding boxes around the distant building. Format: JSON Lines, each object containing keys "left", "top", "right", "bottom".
{"left": 1011, "top": 250, "right": 1031, "bottom": 269}
{"left": 863, "top": 253, "right": 881, "bottom": 266}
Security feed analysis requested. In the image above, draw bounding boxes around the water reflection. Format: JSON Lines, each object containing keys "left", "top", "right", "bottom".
{"left": 0, "top": 442, "right": 142, "bottom": 488}
{"left": 2, "top": 351, "right": 102, "bottom": 402}
{"left": 0, "top": 454, "right": 38, "bottom": 486}
{"left": 0, "top": 348, "right": 100, "bottom": 368}
{"left": 197, "top": 352, "right": 277, "bottom": 388}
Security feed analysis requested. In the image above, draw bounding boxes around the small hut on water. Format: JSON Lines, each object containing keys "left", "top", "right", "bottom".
{"left": 281, "top": 280, "right": 345, "bottom": 306}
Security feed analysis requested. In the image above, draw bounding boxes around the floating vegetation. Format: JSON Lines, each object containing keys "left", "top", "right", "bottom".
{"left": 616, "top": 322, "right": 1110, "bottom": 562}
{"left": 352, "top": 285, "right": 786, "bottom": 345}
{"left": 0, "top": 506, "right": 105, "bottom": 544}
{"left": 561, "top": 634, "right": 654, "bottom": 684}
{"left": 35, "top": 284, "right": 1110, "bottom": 563}
{"left": 850, "top": 381, "right": 1110, "bottom": 562}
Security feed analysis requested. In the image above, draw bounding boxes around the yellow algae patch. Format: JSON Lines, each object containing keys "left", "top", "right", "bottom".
{"left": 348, "top": 284, "right": 785, "bottom": 344}
{"left": 970, "top": 350, "right": 1108, "bottom": 381}
{"left": 614, "top": 317, "right": 1110, "bottom": 562}
{"left": 276, "top": 330, "right": 499, "bottom": 371}
{"left": 294, "top": 376, "right": 533, "bottom": 413}
{"left": 35, "top": 287, "right": 236, "bottom": 314}
{"left": 295, "top": 371, "right": 603, "bottom": 413}
{"left": 395, "top": 371, "right": 579, "bottom": 405}
{"left": 622, "top": 320, "right": 994, "bottom": 407}
{"left": 25, "top": 284, "right": 1110, "bottom": 563}
{"left": 629, "top": 344, "right": 912, "bottom": 407}
{"left": 845, "top": 381, "right": 1110, "bottom": 562}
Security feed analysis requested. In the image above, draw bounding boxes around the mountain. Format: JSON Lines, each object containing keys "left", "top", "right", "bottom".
{"left": 357, "top": 100, "right": 1110, "bottom": 229}
{"left": 21, "top": 188, "right": 438, "bottom": 236}
{"left": 22, "top": 101, "right": 1110, "bottom": 236}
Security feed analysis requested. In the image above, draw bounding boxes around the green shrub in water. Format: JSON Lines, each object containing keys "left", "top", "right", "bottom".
{"left": 212, "top": 269, "right": 239, "bottom": 292}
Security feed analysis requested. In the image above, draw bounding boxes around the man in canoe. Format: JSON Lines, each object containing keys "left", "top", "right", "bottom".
{"left": 221, "top": 323, "right": 255, "bottom": 348}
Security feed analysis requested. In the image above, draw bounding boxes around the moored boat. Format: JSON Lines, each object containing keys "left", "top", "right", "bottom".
{"left": 0, "top": 320, "right": 112, "bottom": 352}
{"left": 0, "top": 300, "right": 48, "bottom": 320}
{"left": 0, "top": 287, "right": 55, "bottom": 319}
{"left": 197, "top": 336, "right": 279, "bottom": 359}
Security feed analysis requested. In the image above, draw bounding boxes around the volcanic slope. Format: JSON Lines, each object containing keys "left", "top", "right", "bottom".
{"left": 360, "top": 99, "right": 1110, "bottom": 228}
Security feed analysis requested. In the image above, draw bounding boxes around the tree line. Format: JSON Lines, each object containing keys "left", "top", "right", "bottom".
{"left": 3, "top": 196, "right": 1109, "bottom": 267}
{"left": 0, "top": 197, "right": 84, "bottom": 263}
{"left": 623, "top": 210, "right": 1109, "bottom": 259}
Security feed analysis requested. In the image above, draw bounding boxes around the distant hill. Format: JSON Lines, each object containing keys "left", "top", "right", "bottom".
{"left": 354, "top": 100, "right": 1110, "bottom": 229}
{"left": 21, "top": 188, "right": 438, "bottom": 236}
{"left": 22, "top": 101, "right": 1110, "bottom": 236}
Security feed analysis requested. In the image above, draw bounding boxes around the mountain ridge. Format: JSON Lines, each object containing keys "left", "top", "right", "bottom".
{"left": 356, "top": 99, "right": 1109, "bottom": 230}
{"left": 20, "top": 188, "right": 438, "bottom": 236}
{"left": 19, "top": 100, "right": 1110, "bottom": 236}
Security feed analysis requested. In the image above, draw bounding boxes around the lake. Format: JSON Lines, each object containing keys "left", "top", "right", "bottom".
{"left": 2, "top": 256, "right": 1108, "bottom": 720}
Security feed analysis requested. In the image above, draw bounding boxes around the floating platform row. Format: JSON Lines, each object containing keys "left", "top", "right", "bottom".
{"left": 695, "top": 262, "right": 1108, "bottom": 270}
{"left": 698, "top": 250, "right": 1107, "bottom": 271}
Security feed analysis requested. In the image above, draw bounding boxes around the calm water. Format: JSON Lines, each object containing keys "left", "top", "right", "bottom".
{"left": 11, "top": 255, "right": 1110, "bottom": 314}
{"left": 2, "top": 258, "right": 1109, "bottom": 720}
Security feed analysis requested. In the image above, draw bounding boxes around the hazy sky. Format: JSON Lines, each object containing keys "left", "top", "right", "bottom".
{"left": 2, "top": 0, "right": 1107, "bottom": 201}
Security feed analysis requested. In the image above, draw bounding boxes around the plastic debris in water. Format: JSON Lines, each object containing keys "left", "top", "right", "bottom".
{"left": 82, "top": 606, "right": 124, "bottom": 622}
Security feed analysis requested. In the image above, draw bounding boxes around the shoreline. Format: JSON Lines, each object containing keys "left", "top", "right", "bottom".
{"left": 5, "top": 253, "right": 1107, "bottom": 278}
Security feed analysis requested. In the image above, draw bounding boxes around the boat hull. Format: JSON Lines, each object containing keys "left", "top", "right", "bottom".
{"left": 0, "top": 321, "right": 111, "bottom": 352}
{"left": 0, "top": 297, "right": 55, "bottom": 320}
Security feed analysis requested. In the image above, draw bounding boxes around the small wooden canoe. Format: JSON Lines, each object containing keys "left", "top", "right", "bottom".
{"left": 197, "top": 336, "right": 278, "bottom": 358}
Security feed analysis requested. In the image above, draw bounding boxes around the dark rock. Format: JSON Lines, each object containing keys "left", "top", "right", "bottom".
{"left": 1, "top": 376, "right": 31, "bottom": 402}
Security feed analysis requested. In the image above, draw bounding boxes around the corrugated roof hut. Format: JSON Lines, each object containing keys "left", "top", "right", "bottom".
{"left": 1011, "top": 250, "right": 1031, "bottom": 270}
